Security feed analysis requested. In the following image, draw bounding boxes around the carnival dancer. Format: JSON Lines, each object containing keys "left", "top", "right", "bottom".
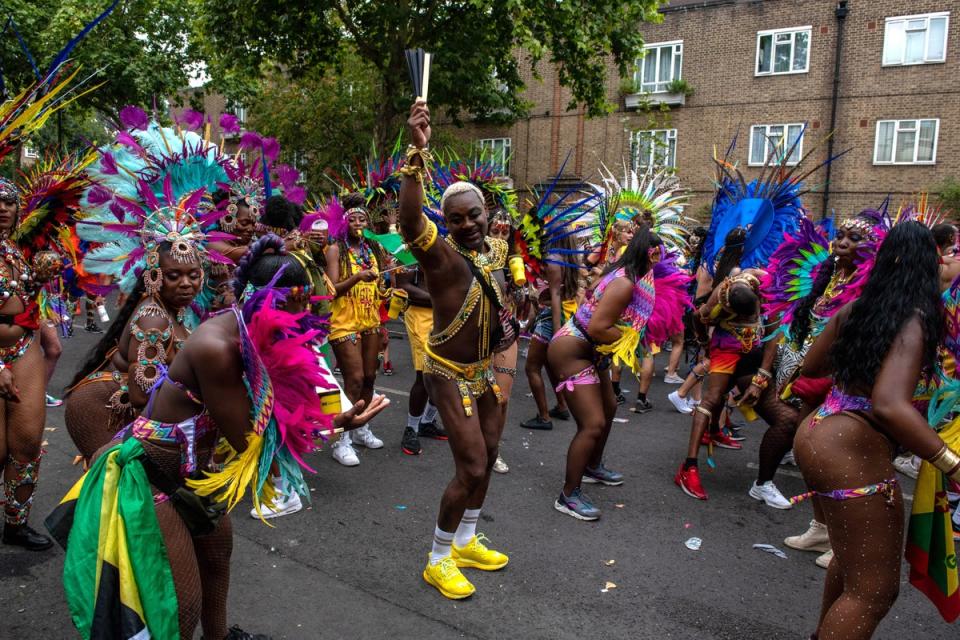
{"left": 53, "top": 235, "right": 389, "bottom": 640}
{"left": 397, "top": 263, "right": 448, "bottom": 455}
{"left": 793, "top": 221, "right": 960, "bottom": 639}
{"left": 399, "top": 101, "right": 516, "bottom": 599}
{"left": 324, "top": 193, "right": 392, "bottom": 465}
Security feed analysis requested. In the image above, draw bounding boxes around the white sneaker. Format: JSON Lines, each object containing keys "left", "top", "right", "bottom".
{"left": 664, "top": 373, "right": 684, "bottom": 384}
{"left": 332, "top": 438, "right": 360, "bottom": 466}
{"left": 251, "top": 488, "right": 303, "bottom": 519}
{"left": 352, "top": 425, "right": 383, "bottom": 449}
{"left": 784, "top": 519, "right": 831, "bottom": 552}
{"left": 748, "top": 481, "right": 792, "bottom": 510}
{"left": 815, "top": 548, "right": 834, "bottom": 569}
{"left": 492, "top": 455, "right": 509, "bottom": 474}
{"left": 780, "top": 450, "right": 797, "bottom": 466}
{"left": 893, "top": 454, "right": 919, "bottom": 479}
{"left": 668, "top": 390, "right": 693, "bottom": 415}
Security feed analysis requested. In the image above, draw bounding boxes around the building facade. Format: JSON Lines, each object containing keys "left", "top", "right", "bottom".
{"left": 451, "top": 0, "right": 959, "bottom": 219}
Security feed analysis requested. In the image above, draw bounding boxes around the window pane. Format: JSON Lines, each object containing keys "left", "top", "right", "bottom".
{"left": 905, "top": 30, "right": 925, "bottom": 63}
{"left": 884, "top": 22, "right": 906, "bottom": 64}
{"left": 758, "top": 35, "right": 772, "bottom": 73}
{"left": 750, "top": 127, "right": 766, "bottom": 164}
{"left": 674, "top": 47, "right": 683, "bottom": 80}
{"left": 658, "top": 46, "right": 673, "bottom": 86}
{"left": 918, "top": 120, "right": 937, "bottom": 161}
{"left": 768, "top": 126, "right": 785, "bottom": 162}
{"left": 666, "top": 135, "right": 677, "bottom": 168}
{"left": 793, "top": 31, "right": 809, "bottom": 70}
{"left": 774, "top": 41, "right": 792, "bottom": 73}
{"left": 642, "top": 53, "right": 657, "bottom": 91}
{"left": 640, "top": 135, "right": 653, "bottom": 167}
{"left": 895, "top": 129, "right": 916, "bottom": 163}
{"left": 786, "top": 125, "right": 803, "bottom": 163}
{"left": 875, "top": 122, "right": 894, "bottom": 162}
{"left": 928, "top": 18, "right": 947, "bottom": 60}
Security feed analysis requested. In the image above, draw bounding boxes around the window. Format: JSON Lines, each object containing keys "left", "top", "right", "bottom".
{"left": 22, "top": 146, "right": 39, "bottom": 159}
{"left": 478, "top": 137, "right": 511, "bottom": 173}
{"left": 749, "top": 124, "right": 804, "bottom": 166}
{"left": 756, "top": 27, "right": 811, "bottom": 75}
{"left": 631, "top": 129, "right": 677, "bottom": 169}
{"left": 883, "top": 12, "right": 949, "bottom": 66}
{"left": 874, "top": 119, "right": 939, "bottom": 164}
{"left": 634, "top": 41, "right": 683, "bottom": 93}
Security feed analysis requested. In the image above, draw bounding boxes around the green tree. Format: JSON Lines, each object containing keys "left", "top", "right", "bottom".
{"left": 193, "top": 0, "right": 665, "bottom": 149}
{"left": 1, "top": 0, "right": 203, "bottom": 121}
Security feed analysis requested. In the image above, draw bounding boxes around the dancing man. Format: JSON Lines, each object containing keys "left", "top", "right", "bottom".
{"left": 399, "top": 101, "right": 511, "bottom": 599}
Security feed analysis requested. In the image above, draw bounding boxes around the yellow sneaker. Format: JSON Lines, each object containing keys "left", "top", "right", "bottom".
{"left": 451, "top": 533, "right": 509, "bottom": 571}
{"left": 422, "top": 556, "right": 476, "bottom": 599}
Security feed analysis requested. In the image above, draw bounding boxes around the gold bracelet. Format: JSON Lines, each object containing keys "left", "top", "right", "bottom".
{"left": 756, "top": 368, "right": 773, "bottom": 380}
{"left": 930, "top": 444, "right": 960, "bottom": 476}
{"left": 399, "top": 163, "right": 426, "bottom": 183}
{"left": 405, "top": 144, "right": 434, "bottom": 166}
{"left": 406, "top": 217, "right": 438, "bottom": 252}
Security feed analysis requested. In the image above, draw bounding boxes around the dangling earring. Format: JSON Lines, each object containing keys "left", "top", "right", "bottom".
{"left": 220, "top": 202, "right": 239, "bottom": 232}
{"left": 143, "top": 249, "right": 162, "bottom": 296}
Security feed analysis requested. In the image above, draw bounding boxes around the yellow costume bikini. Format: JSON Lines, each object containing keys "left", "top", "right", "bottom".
{"left": 329, "top": 241, "right": 382, "bottom": 343}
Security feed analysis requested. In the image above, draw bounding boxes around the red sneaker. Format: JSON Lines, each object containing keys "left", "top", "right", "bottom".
{"left": 709, "top": 431, "right": 743, "bottom": 450}
{"left": 675, "top": 463, "right": 708, "bottom": 500}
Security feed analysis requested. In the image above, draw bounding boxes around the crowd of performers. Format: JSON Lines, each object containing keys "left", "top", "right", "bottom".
{"left": 3, "top": 23, "right": 960, "bottom": 640}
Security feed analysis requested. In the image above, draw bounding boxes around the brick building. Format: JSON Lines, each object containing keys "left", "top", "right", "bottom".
{"left": 450, "top": 0, "right": 959, "bottom": 219}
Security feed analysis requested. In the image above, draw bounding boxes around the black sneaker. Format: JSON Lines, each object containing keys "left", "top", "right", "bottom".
{"left": 548, "top": 406, "right": 571, "bottom": 421}
{"left": 401, "top": 427, "right": 421, "bottom": 455}
{"left": 615, "top": 393, "right": 626, "bottom": 406}
{"left": 84, "top": 322, "right": 103, "bottom": 334}
{"left": 630, "top": 399, "right": 653, "bottom": 414}
{"left": 520, "top": 415, "right": 553, "bottom": 430}
{"left": 2, "top": 523, "right": 53, "bottom": 551}
{"left": 418, "top": 420, "right": 448, "bottom": 440}
{"left": 222, "top": 625, "right": 272, "bottom": 640}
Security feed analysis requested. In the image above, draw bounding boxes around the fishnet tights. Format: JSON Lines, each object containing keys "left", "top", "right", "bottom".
{"left": 65, "top": 379, "right": 131, "bottom": 461}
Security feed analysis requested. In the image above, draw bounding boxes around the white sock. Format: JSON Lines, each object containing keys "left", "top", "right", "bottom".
{"left": 422, "top": 402, "right": 438, "bottom": 424}
{"left": 338, "top": 432, "right": 352, "bottom": 446}
{"left": 407, "top": 413, "right": 421, "bottom": 433}
{"left": 454, "top": 508, "right": 481, "bottom": 548}
{"left": 430, "top": 526, "right": 455, "bottom": 564}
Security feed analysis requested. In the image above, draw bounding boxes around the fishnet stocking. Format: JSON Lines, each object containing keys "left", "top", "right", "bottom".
{"left": 65, "top": 378, "right": 132, "bottom": 460}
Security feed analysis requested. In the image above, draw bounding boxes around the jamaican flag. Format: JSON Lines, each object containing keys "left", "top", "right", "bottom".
{"left": 906, "top": 456, "right": 960, "bottom": 622}
{"left": 49, "top": 438, "right": 179, "bottom": 639}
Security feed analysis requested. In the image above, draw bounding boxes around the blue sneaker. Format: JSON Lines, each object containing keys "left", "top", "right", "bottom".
{"left": 554, "top": 488, "right": 601, "bottom": 521}
{"left": 582, "top": 463, "right": 624, "bottom": 486}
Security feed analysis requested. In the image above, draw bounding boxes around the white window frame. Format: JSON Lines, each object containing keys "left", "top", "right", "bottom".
{"left": 631, "top": 129, "right": 677, "bottom": 170}
{"left": 882, "top": 12, "right": 949, "bottom": 66}
{"left": 634, "top": 40, "right": 683, "bottom": 94}
{"left": 748, "top": 123, "right": 805, "bottom": 166}
{"left": 873, "top": 119, "right": 939, "bottom": 165}
{"left": 478, "top": 137, "right": 512, "bottom": 174}
{"left": 22, "top": 145, "right": 40, "bottom": 159}
{"left": 755, "top": 26, "right": 812, "bottom": 76}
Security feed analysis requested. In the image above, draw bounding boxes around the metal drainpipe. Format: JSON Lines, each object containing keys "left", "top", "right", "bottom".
{"left": 822, "top": 1, "right": 848, "bottom": 218}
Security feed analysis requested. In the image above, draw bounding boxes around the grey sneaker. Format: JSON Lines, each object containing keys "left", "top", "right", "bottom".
{"left": 582, "top": 463, "right": 624, "bottom": 486}
{"left": 554, "top": 488, "right": 601, "bottom": 521}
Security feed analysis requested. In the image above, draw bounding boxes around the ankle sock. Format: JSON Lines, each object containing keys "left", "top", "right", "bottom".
{"left": 612, "top": 381, "right": 621, "bottom": 396}
{"left": 637, "top": 392, "right": 647, "bottom": 402}
{"left": 684, "top": 457, "right": 698, "bottom": 470}
{"left": 422, "top": 402, "right": 438, "bottom": 424}
{"left": 430, "top": 526, "right": 455, "bottom": 564}
{"left": 407, "top": 413, "right": 421, "bottom": 433}
{"left": 454, "top": 509, "right": 481, "bottom": 548}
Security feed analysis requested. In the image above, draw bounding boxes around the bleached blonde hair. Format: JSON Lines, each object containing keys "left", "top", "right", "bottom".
{"left": 440, "top": 181, "right": 485, "bottom": 214}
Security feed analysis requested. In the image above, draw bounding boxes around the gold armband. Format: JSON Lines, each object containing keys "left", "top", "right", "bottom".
{"left": 406, "top": 217, "right": 438, "bottom": 252}
{"left": 929, "top": 444, "right": 960, "bottom": 478}
{"left": 399, "top": 163, "right": 426, "bottom": 183}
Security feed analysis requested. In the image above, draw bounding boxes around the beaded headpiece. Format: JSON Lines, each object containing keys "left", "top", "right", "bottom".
{"left": 0, "top": 177, "right": 17, "bottom": 203}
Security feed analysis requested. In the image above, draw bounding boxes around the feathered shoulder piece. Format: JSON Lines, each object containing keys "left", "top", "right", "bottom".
{"left": 647, "top": 253, "right": 694, "bottom": 347}
{"left": 514, "top": 167, "right": 600, "bottom": 284}
{"left": 13, "top": 150, "right": 96, "bottom": 259}
{"left": 595, "top": 163, "right": 692, "bottom": 252}
{"left": 703, "top": 128, "right": 847, "bottom": 274}
{"left": 186, "top": 294, "right": 335, "bottom": 521}
{"left": 761, "top": 216, "right": 832, "bottom": 328}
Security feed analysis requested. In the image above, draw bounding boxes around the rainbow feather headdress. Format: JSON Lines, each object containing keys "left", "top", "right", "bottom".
{"left": 594, "top": 164, "right": 692, "bottom": 252}
{"left": 703, "top": 128, "right": 847, "bottom": 275}
{"left": 431, "top": 151, "right": 519, "bottom": 222}
{"left": 514, "top": 165, "right": 601, "bottom": 284}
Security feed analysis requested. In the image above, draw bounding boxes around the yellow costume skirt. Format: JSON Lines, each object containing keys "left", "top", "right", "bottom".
{"left": 329, "top": 281, "right": 381, "bottom": 343}
{"left": 403, "top": 305, "right": 433, "bottom": 371}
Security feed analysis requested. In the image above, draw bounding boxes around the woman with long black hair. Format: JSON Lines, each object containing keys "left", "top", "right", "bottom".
{"left": 794, "top": 221, "right": 958, "bottom": 639}
{"left": 548, "top": 229, "right": 688, "bottom": 520}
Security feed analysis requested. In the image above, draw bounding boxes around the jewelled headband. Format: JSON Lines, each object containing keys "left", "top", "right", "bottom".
{"left": 0, "top": 177, "right": 17, "bottom": 203}
{"left": 839, "top": 217, "right": 876, "bottom": 240}
{"left": 345, "top": 207, "right": 368, "bottom": 218}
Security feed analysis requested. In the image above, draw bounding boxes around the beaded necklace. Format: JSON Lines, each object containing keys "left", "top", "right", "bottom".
{"left": 0, "top": 236, "right": 34, "bottom": 304}
{"left": 348, "top": 238, "right": 375, "bottom": 272}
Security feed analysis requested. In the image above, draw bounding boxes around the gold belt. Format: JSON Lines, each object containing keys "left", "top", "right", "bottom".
{"left": 423, "top": 345, "right": 503, "bottom": 416}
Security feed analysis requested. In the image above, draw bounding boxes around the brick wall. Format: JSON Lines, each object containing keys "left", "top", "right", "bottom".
{"left": 445, "top": 0, "right": 960, "bottom": 219}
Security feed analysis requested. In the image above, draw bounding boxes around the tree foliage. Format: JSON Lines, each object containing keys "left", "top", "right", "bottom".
{"left": 193, "top": 0, "right": 665, "bottom": 147}
{"left": 1, "top": 0, "right": 203, "bottom": 120}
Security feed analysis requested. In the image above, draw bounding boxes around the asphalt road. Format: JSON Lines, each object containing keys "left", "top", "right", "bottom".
{"left": 0, "top": 319, "right": 954, "bottom": 639}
